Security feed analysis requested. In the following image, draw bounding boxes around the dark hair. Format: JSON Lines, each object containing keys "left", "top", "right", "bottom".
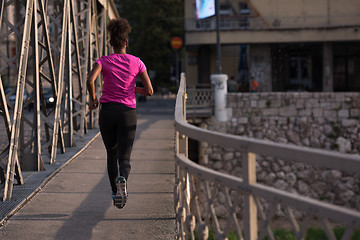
{"left": 107, "top": 18, "right": 131, "bottom": 50}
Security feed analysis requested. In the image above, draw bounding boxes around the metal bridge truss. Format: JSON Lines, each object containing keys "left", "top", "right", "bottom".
{"left": 0, "top": 0, "right": 113, "bottom": 200}
{"left": 175, "top": 73, "right": 360, "bottom": 240}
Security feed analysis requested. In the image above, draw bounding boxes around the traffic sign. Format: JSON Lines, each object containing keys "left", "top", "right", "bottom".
{"left": 171, "top": 37, "right": 183, "bottom": 50}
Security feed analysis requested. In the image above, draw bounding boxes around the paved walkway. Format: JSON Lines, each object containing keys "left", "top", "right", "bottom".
{"left": 0, "top": 97, "right": 176, "bottom": 240}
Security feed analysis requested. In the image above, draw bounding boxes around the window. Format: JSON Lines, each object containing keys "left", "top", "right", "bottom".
{"left": 219, "top": 4, "right": 231, "bottom": 15}
{"left": 239, "top": 2, "right": 250, "bottom": 15}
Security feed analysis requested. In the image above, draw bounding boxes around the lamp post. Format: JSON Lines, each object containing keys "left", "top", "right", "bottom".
{"left": 211, "top": 0, "right": 231, "bottom": 122}
{"left": 215, "top": 0, "right": 221, "bottom": 74}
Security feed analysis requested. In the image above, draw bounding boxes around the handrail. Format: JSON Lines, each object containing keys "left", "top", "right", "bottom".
{"left": 175, "top": 87, "right": 360, "bottom": 173}
{"left": 175, "top": 153, "right": 360, "bottom": 227}
{"left": 174, "top": 73, "right": 360, "bottom": 240}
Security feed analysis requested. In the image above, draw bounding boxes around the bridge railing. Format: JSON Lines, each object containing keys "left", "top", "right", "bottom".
{"left": 174, "top": 73, "right": 360, "bottom": 240}
{"left": 186, "top": 87, "right": 213, "bottom": 118}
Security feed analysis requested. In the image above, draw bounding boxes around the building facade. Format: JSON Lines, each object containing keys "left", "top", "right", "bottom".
{"left": 184, "top": 0, "right": 360, "bottom": 92}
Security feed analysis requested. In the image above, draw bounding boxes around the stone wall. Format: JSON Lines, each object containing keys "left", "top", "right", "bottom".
{"left": 227, "top": 92, "right": 360, "bottom": 153}
{"left": 197, "top": 92, "right": 360, "bottom": 222}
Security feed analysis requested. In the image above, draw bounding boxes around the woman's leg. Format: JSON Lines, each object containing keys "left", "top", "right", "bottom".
{"left": 99, "top": 106, "right": 118, "bottom": 194}
{"left": 116, "top": 107, "right": 137, "bottom": 180}
{"left": 99, "top": 103, "right": 137, "bottom": 193}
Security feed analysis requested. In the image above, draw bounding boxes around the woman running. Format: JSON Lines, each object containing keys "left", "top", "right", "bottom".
{"left": 86, "top": 18, "right": 153, "bottom": 209}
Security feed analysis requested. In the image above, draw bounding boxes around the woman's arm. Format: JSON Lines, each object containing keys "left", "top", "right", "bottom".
{"left": 135, "top": 71, "right": 154, "bottom": 96}
{"left": 86, "top": 63, "right": 102, "bottom": 110}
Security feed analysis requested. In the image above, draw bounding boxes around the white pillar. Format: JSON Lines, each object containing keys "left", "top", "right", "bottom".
{"left": 211, "top": 74, "right": 230, "bottom": 122}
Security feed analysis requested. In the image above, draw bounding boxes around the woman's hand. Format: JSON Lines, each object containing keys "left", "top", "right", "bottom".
{"left": 86, "top": 63, "right": 102, "bottom": 111}
{"left": 136, "top": 71, "right": 154, "bottom": 96}
{"left": 89, "top": 98, "right": 99, "bottom": 110}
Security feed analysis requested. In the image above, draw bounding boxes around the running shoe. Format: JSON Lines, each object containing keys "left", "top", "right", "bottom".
{"left": 114, "top": 176, "right": 128, "bottom": 209}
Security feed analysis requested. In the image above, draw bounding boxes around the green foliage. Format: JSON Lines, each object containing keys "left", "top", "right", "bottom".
{"left": 114, "top": 0, "right": 184, "bottom": 88}
{"left": 227, "top": 231, "right": 239, "bottom": 240}
{"left": 169, "top": 85, "right": 178, "bottom": 94}
{"left": 332, "top": 125, "right": 341, "bottom": 136}
{"left": 305, "top": 227, "right": 328, "bottom": 240}
{"left": 327, "top": 123, "right": 341, "bottom": 141}
{"left": 333, "top": 226, "right": 360, "bottom": 240}
{"left": 331, "top": 143, "right": 339, "bottom": 150}
{"left": 273, "top": 229, "right": 297, "bottom": 240}
{"left": 266, "top": 100, "right": 272, "bottom": 107}
{"left": 327, "top": 132, "right": 337, "bottom": 139}
{"left": 262, "top": 229, "right": 296, "bottom": 240}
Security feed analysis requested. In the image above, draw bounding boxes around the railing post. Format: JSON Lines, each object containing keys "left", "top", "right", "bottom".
{"left": 175, "top": 73, "right": 189, "bottom": 240}
{"left": 178, "top": 73, "right": 188, "bottom": 157}
{"left": 243, "top": 152, "right": 258, "bottom": 240}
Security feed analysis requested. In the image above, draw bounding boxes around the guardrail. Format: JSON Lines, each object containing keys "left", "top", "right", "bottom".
{"left": 174, "top": 73, "right": 360, "bottom": 240}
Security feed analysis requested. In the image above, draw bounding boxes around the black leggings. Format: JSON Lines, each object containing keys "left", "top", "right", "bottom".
{"left": 99, "top": 102, "right": 137, "bottom": 194}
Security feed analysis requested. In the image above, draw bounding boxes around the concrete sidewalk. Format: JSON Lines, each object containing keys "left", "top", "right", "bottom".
{"left": 0, "top": 97, "right": 176, "bottom": 239}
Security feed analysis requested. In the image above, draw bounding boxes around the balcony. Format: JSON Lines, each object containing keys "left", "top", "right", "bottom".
{"left": 185, "top": 14, "right": 360, "bottom": 32}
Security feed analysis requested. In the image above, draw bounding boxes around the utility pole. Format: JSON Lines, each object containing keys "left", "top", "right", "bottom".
{"left": 215, "top": 0, "right": 222, "bottom": 74}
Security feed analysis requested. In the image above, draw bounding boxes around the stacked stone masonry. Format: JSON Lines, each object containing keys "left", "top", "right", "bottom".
{"left": 198, "top": 92, "right": 360, "bottom": 225}
{"left": 227, "top": 92, "right": 360, "bottom": 154}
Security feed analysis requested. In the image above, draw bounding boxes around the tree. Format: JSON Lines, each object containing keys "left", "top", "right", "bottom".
{"left": 114, "top": 0, "right": 184, "bottom": 90}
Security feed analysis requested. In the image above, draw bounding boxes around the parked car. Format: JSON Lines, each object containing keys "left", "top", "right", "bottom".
{"left": 43, "top": 87, "right": 55, "bottom": 108}
{"left": 6, "top": 88, "right": 29, "bottom": 108}
{"left": 27, "top": 87, "right": 55, "bottom": 110}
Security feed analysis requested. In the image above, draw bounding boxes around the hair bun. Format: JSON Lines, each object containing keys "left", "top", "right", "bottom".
{"left": 108, "top": 18, "right": 131, "bottom": 35}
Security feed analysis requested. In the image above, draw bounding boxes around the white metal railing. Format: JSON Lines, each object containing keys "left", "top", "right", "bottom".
{"left": 186, "top": 88, "right": 213, "bottom": 118}
{"left": 174, "top": 73, "right": 360, "bottom": 240}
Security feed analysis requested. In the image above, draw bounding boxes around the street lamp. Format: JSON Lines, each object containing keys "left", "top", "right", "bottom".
{"left": 215, "top": 0, "right": 221, "bottom": 74}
